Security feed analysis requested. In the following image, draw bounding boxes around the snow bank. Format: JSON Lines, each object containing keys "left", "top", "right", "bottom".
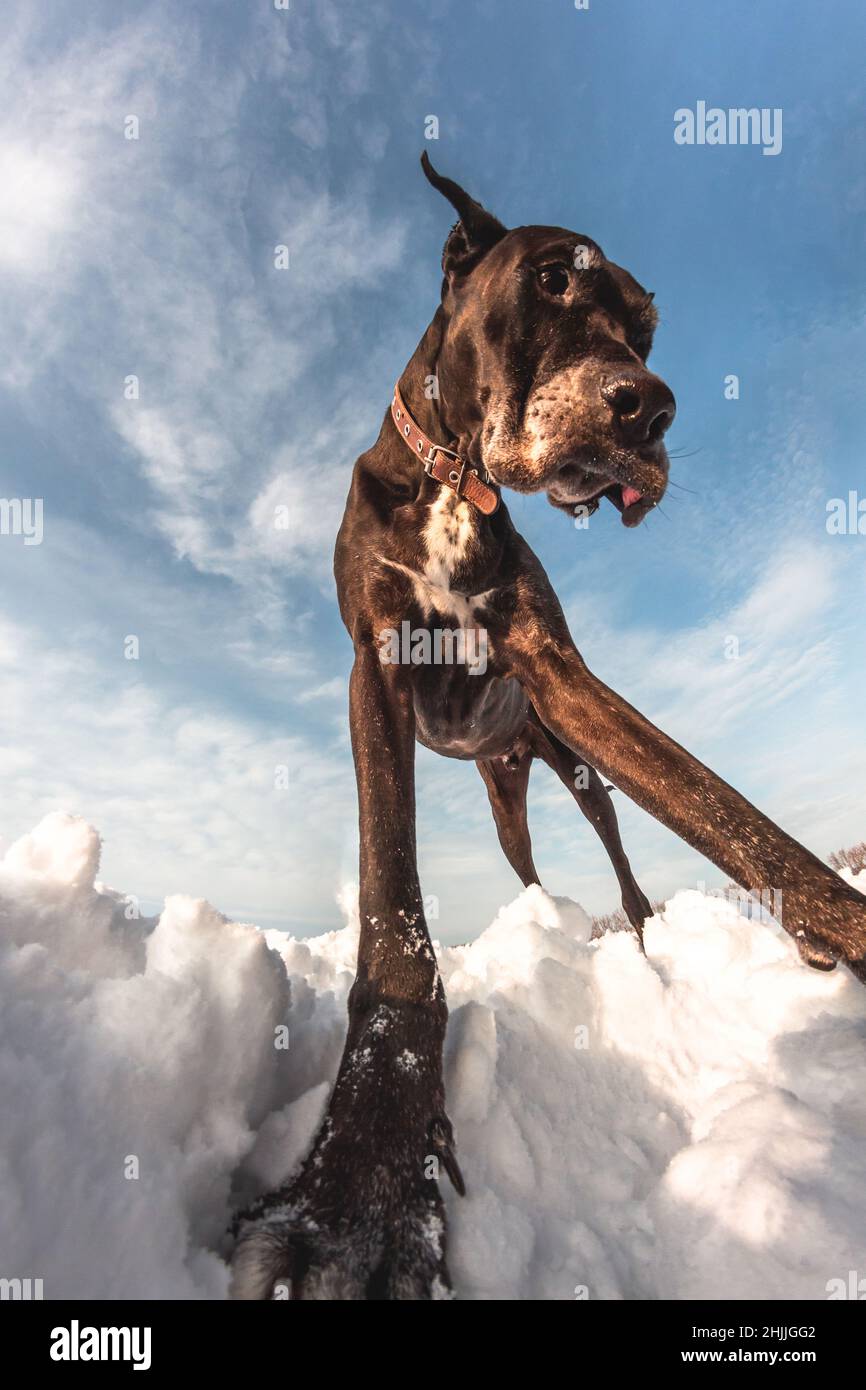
{"left": 1, "top": 813, "right": 865, "bottom": 1300}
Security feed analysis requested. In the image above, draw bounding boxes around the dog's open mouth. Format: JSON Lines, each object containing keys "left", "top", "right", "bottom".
{"left": 546, "top": 449, "right": 667, "bottom": 528}
{"left": 548, "top": 473, "right": 658, "bottom": 528}
{"left": 599, "top": 481, "right": 651, "bottom": 527}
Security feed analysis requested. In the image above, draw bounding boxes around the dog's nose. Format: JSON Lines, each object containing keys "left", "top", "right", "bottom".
{"left": 601, "top": 373, "right": 676, "bottom": 446}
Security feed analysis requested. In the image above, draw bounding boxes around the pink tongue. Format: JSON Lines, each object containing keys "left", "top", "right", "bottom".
{"left": 621, "top": 486, "right": 643, "bottom": 509}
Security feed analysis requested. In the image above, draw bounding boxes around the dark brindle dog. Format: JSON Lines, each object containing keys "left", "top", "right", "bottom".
{"left": 231, "top": 156, "right": 866, "bottom": 1300}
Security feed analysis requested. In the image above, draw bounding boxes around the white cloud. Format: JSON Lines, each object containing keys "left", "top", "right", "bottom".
{"left": 0, "top": 142, "right": 78, "bottom": 273}
{"left": 0, "top": 609, "right": 354, "bottom": 932}
{"left": 0, "top": 2, "right": 408, "bottom": 587}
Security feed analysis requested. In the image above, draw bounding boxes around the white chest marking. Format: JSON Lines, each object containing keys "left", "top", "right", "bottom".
{"left": 423, "top": 491, "right": 474, "bottom": 586}
{"left": 379, "top": 489, "right": 494, "bottom": 625}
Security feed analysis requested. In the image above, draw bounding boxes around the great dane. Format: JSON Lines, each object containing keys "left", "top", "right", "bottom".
{"left": 231, "top": 155, "right": 866, "bottom": 1300}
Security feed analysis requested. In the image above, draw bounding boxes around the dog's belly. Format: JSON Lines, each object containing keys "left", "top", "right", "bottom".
{"left": 412, "top": 667, "right": 530, "bottom": 761}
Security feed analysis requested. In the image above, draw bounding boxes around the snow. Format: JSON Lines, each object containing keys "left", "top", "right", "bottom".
{"left": 2, "top": 812, "right": 865, "bottom": 1300}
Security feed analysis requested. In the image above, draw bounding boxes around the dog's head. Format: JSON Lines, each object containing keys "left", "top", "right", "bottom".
{"left": 422, "top": 154, "right": 675, "bottom": 527}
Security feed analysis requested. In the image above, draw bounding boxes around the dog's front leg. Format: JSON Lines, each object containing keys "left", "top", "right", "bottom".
{"left": 507, "top": 629, "right": 866, "bottom": 981}
{"left": 231, "top": 640, "right": 460, "bottom": 1301}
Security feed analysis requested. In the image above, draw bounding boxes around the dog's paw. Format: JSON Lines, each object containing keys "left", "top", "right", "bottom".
{"left": 230, "top": 1183, "right": 453, "bottom": 1301}
{"left": 795, "top": 932, "right": 839, "bottom": 971}
{"left": 788, "top": 878, "right": 866, "bottom": 984}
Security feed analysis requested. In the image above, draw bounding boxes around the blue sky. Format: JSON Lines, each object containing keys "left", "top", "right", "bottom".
{"left": 0, "top": 0, "right": 864, "bottom": 941}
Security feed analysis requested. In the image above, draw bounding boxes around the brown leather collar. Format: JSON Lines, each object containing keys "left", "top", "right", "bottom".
{"left": 390, "top": 383, "right": 499, "bottom": 515}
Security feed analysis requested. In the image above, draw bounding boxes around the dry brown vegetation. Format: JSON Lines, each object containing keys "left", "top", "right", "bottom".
{"left": 591, "top": 844, "right": 866, "bottom": 938}
{"left": 591, "top": 902, "right": 666, "bottom": 938}
{"left": 828, "top": 841, "right": 866, "bottom": 876}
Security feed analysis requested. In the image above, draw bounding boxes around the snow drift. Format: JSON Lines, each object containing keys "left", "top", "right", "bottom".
{"left": 1, "top": 812, "right": 865, "bottom": 1300}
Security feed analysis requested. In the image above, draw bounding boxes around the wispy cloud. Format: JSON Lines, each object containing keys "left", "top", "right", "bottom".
{"left": 0, "top": 0, "right": 863, "bottom": 942}
{"left": 0, "top": 1, "right": 408, "bottom": 598}
{"left": 0, "top": 607, "right": 354, "bottom": 932}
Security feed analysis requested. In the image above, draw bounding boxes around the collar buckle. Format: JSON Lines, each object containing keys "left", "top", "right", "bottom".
{"left": 423, "top": 442, "right": 459, "bottom": 477}
{"left": 426, "top": 446, "right": 476, "bottom": 499}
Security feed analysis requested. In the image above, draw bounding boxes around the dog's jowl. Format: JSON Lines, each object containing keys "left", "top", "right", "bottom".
{"left": 230, "top": 156, "right": 866, "bottom": 1301}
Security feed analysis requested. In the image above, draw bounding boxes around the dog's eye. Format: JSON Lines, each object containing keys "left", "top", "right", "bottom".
{"left": 537, "top": 264, "right": 570, "bottom": 296}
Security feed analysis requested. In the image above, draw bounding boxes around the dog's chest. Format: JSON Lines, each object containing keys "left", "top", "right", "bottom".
{"left": 383, "top": 490, "right": 492, "bottom": 623}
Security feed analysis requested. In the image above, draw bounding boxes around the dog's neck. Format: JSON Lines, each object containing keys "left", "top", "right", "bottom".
{"left": 396, "top": 309, "right": 454, "bottom": 444}
{"left": 370, "top": 310, "right": 467, "bottom": 488}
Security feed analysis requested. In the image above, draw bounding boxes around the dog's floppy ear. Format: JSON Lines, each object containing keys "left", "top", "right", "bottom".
{"left": 420, "top": 152, "right": 506, "bottom": 282}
